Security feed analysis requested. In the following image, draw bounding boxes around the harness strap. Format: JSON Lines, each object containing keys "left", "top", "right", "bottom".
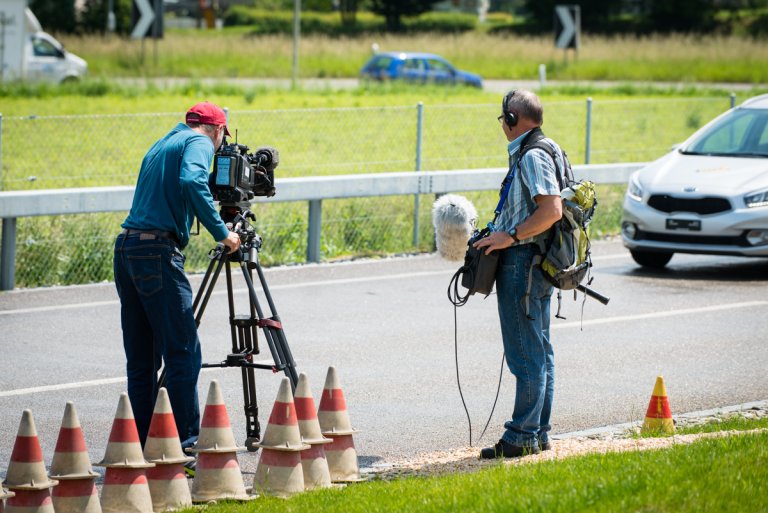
{"left": 257, "top": 318, "right": 282, "bottom": 329}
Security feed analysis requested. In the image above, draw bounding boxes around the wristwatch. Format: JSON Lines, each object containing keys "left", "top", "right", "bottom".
{"left": 508, "top": 227, "right": 520, "bottom": 243}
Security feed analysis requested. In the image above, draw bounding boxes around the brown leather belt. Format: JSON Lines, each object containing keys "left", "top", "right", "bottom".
{"left": 121, "top": 228, "right": 180, "bottom": 245}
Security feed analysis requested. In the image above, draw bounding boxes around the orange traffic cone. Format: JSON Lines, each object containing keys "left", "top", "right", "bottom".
{"left": 294, "top": 373, "right": 332, "bottom": 490}
{"left": 317, "top": 367, "right": 364, "bottom": 483}
{"left": 4, "top": 410, "right": 58, "bottom": 513}
{"left": 95, "top": 393, "right": 154, "bottom": 513}
{"left": 253, "top": 378, "right": 310, "bottom": 496}
{"left": 49, "top": 402, "right": 101, "bottom": 513}
{"left": 143, "top": 388, "right": 193, "bottom": 512}
{"left": 188, "top": 380, "right": 252, "bottom": 503}
{"left": 641, "top": 376, "right": 675, "bottom": 434}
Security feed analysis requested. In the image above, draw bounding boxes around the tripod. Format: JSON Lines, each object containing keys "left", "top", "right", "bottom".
{"left": 162, "top": 203, "right": 299, "bottom": 451}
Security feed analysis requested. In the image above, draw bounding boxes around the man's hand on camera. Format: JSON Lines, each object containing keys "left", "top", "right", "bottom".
{"left": 220, "top": 231, "right": 241, "bottom": 254}
{"left": 474, "top": 231, "right": 513, "bottom": 255}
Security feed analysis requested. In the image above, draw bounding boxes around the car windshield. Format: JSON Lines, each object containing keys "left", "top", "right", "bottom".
{"left": 681, "top": 108, "right": 768, "bottom": 157}
{"left": 363, "top": 56, "right": 393, "bottom": 71}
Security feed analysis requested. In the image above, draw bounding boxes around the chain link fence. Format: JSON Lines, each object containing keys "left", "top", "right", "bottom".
{"left": 0, "top": 96, "right": 733, "bottom": 288}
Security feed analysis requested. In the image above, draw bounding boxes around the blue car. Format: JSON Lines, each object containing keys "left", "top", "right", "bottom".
{"left": 360, "top": 52, "right": 483, "bottom": 88}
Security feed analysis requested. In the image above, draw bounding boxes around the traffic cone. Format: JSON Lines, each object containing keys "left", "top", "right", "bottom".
{"left": 317, "top": 367, "right": 364, "bottom": 483}
{"left": 96, "top": 393, "right": 155, "bottom": 469}
{"left": 96, "top": 393, "right": 154, "bottom": 513}
{"left": 641, "top": 376, "right": 675, "bottom": 434}
{"left": 5, "top": 410, "right": 59, "bottom": 491}
{"left": 253, "top": 378, "right": 310, "bottom": 496}
{"left": 5, "top": 489, "right": 54, "bottom": 513}
{"left": 294, "top": 373, "right": 332, "bottom": 490}
{"left": 188, "top": 380, "right": 252, "bottom": 502}
{"left": 49, "top": 402, "right": 101, "bottom": 513}
{"left": 143, "top": 388, "right": 193, "bottom": 512}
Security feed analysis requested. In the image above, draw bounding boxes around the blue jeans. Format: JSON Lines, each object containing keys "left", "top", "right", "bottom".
{"left": 113, "top": 233, "right": 201, "bottom": 447}
{"left": 495, "top": 244, "right": 554, "bottom": 448}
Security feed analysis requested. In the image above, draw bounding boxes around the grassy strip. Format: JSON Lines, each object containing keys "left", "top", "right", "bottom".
{"left": 639, "top": 414, "right": 768, "bottom": 438}
{"left": 55, "top": 31, "right": 768, "bottom": 83}
{"left": 175, "top": 430, "right": 768, "bottom": 513}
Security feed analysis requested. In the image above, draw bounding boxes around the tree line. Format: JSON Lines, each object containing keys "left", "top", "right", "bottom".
{"left": 29, "top": 0, "right": 768, "bottom": 36}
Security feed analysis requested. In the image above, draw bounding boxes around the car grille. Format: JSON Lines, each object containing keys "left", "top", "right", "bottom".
{"left": 636, "top": 230, "right": 748, "bottom": 246}
{"left": 647, "top": 195, "right": 732, "bottom": 215}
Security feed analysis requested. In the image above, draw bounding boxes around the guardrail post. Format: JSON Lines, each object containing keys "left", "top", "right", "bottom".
{"left": 307, "top": 199, "right": 322, "bottom": 263}
{"left": 585, "top": 97, "right": 592, "bottom": 164}
{"left": 413, "top": 102, "right": 424, "bottom": 247}
{"left": 730, "top": 92, "right": 736, "bottom": 109}
{"left": 1, "top": 217, "right": 16, "bottom": 290}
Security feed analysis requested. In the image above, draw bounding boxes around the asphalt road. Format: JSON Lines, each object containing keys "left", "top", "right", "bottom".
{"left": 1, "top": 239, "right": 767, "bottom": 477}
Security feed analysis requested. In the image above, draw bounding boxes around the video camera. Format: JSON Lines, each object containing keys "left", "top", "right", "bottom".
{"left": 210, "top": 141, "right": 279, "bottom": 204}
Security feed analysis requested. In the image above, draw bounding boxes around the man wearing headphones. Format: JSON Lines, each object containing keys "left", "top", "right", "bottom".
{"left": 114, "top": 102, "right": 241, "bottom": 453}
{"left": 474, "top": 90, "right": 565, "bottom": 458}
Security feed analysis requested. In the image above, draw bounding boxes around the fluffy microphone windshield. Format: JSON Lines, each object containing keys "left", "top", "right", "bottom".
{"left": 432, "top": 194, "right": 478, "bottom": 261}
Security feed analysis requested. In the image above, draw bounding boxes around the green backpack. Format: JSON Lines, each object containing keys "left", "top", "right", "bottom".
{"left": 519, "top": 134, "right": 608, "bottom": 318}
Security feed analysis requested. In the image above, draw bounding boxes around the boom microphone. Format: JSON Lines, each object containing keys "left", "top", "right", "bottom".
{"left": 432, "top": 194, "right": 477, "bottom": 261}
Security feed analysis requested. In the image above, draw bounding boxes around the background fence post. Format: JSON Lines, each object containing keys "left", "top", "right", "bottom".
{"left": 730, "top": 92, "right": 736, "bottom": 109}
{"left": 585, "top": 97, "right": 592, "bottom": 164}
{"left": 413, "top": 102, "right": 424, "bottom": 248}
{"left": 307, "top": 199, "right": 322, "bottom": 263}
{"left": 1, "top": 217, "right": 16, "bottom": 291}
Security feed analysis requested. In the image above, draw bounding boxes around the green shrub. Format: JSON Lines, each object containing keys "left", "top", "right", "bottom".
{"left": 402, "top": 12, "right": 477, "bottom": 33}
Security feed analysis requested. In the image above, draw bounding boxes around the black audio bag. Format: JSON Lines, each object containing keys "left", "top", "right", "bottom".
{"left": 460, "top": 228, "right": 499, "bottom": 296}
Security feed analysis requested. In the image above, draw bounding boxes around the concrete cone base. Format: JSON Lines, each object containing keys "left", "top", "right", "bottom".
{"left": 325, "top": 435, "right": 365, "bottom": 483}
{"left": 191, "top": 452, "right": 252, "bottom": 503}
{"left": 300, "top": 444, "right": 332, "bottom": 490}
{"left": 253, "top": 449, "right": 305, "bottom": 497}
{"left": 147, "top": 464, "right": 192, "bottom": 512}
{"left": 100, "top": 468, "right": 153, "bottom": 513}
{"left": 51, "top": 479, "right": 101, "bottom": 513}
{"left": 5, "top": 489, "right": 55, "bottom": 513}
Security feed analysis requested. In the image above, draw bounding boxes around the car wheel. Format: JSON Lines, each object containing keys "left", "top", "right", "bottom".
{"left": 630, "top": 249, "right": 673, "bottom": 268}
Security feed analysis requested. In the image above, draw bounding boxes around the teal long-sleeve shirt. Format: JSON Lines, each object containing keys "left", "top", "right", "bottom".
{"left": 122, "top": 123, "right": 229, "bottom": 249}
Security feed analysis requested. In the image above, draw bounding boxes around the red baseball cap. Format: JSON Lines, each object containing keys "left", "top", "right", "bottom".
{"left": 186, "top": 101, "right": 231, "bottom": 136}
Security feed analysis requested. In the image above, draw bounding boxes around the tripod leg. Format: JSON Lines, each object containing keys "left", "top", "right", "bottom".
{"left": 238, "top": 261, "right": 299, "bottom": 390}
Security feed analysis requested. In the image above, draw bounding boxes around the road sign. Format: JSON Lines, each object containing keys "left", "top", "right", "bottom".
{"left": 554, "top": 4, "right": 580, "bottom": 49}
{"left": 131, "top": 0, "right": 161, "bottom": 39}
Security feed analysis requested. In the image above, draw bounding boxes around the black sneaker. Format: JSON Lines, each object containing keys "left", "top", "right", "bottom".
{"left": 540, "top": 441, "right": 552, "bottom": 451}
{"left": 183, "top": 459, "right": 196, "bottom": 479}
{"left": 480, "top": 439, "right": 541, "bottom": 459}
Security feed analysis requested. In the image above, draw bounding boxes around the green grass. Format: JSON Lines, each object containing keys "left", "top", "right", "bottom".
{"left": 174, "top": 430, "right": 768, "bottom": 513}
{"left": 636, "top": 414, "right": 768, "bottom": 438}
{"left": 52, "top": 31, "right": 768, "bottom": 84}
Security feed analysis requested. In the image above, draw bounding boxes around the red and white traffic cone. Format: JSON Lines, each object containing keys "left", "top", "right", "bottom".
{"left": 294, "top": 373, "right": 332, "bottom": 490}
{"left": 4, "top": 410, "right": 58, "bottom": 513}
{"left": 318, "top": 367, "right": 364, "bottom": 482}
{"left": 95, "top": 393, "right": 154, "bottom": 513}
{"left": 253, "top": 378, "right": 310, "bottom": 496}
{"left": 143, "top": 388, "right": 193, "bottom": 512}
{"left": 49, "top": 402, "right": 101, "bottom": 513}
{"left": 187, "top": 380, "right": 252, "bottom": 502}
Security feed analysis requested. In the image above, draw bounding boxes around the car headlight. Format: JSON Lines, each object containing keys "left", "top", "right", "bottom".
{"left": 744, "top": 189, "right": 768, "bottom": 208}
{"left": 627, "top": 175, "right": 643, "bottom": 201}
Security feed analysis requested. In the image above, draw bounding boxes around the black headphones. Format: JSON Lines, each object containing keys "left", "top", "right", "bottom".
{"left": 502, "top": 89, "right": 518, "bottom": 127}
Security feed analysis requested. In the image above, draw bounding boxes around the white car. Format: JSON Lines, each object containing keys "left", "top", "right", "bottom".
{"left": 621, "top": 93, "right": 768, "bottom": 268}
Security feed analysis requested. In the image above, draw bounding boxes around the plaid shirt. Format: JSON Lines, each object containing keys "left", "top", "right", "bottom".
{"left": 494, "top": 130, "right": 565, "bottom": 245}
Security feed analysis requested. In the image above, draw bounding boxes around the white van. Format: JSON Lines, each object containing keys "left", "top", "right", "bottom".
{"left": 0, "top": 1, "right": 87, "bottom": 83}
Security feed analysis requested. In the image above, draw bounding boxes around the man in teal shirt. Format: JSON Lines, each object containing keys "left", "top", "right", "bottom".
{"left": 114, "top": 102, "right": 240, "bottom": 452}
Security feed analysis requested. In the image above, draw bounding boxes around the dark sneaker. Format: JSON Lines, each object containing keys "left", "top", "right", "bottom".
{"left": 540, "top": 441, "right": 552, "bottom": 451}
{"left": 480, "top": 439, "right": 541, "bottom": 459}
{"left": 183, "top": 459, "right": 196, "bottom": 479}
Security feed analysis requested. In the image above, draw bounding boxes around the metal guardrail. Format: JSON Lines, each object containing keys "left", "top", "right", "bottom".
{"left": 0, "top": 163, "right": 642, "bottom": 290}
